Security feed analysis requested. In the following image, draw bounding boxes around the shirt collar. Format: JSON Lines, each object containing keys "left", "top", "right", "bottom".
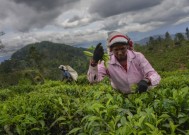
{"left": 109, "top": 50, "right": 136, "bottom": 65}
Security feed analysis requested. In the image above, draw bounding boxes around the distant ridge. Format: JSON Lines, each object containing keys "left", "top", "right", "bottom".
{"left": 73, "top": 34, "right": 177, "bottom": 48}
{"left": 135, "top": 34, "right": 176, "bottom": 45}
{"left": 73, "top": 40, "right": 106, "bottom": 49}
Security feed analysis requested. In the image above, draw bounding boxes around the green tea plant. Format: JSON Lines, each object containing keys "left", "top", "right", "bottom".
{"left": 0, "top": 70, "right": 189, "bottom": 134}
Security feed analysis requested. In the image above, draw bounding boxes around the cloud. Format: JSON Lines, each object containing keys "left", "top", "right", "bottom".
{"left": 134, "top": 0, "right": 189, "bottom": 24}
{"left": 1, "top": 0, "right": 189, "bottom": 33}
{"left": 174, "top": 17, "right": 189, "bottom": 25}
{"left": 60, "top": 15, "right": 94, "bottom": 28}
{"left": 89, "top": 0, "right": 163, "bottom": 17}
{"left": 89, "top": 0, "right": 189, "bottom": 34}
{"left": 11, "top": 0, "right": 78, "bottom": 11}
{"left": 1, "top": 0, "right": 189, "bottom": 57}
{"left": 0, "top": 0, "right": 79, "bottom": 31}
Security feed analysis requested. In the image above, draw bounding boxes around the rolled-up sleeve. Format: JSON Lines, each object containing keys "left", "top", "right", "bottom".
{"left": 138, "top": 53, "right": 161, "bottom": 86}
{"left": 87, "top": 62, "right": 107, "bottom": 83}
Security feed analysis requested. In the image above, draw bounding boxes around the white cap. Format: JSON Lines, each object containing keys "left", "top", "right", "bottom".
{"left": 107, "top": 31, "right": 129, "bottom": 47}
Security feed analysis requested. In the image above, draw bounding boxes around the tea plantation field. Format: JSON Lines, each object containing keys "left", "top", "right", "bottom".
{"left": 0, "top": 70, "right": 189, "bottom": 135}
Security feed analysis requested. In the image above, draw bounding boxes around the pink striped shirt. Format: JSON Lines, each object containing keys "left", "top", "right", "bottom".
{"left": 87, "top": 50, "right": 161, "bottom": 94}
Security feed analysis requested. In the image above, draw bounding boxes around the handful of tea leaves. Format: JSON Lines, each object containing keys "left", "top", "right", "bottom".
{"left": 83, "top": 50, "right": 109, "bottom": 68}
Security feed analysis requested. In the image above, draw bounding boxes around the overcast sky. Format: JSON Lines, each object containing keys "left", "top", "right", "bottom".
{"left": 1, "top": 0, "right": 189, "bottom": 56}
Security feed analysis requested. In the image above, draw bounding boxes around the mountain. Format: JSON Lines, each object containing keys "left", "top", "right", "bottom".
{"left": 13, "top": 41, "right": 89, "bottom": 74}
{"left": 73, "top": 39, "right": 107, "bottom": 49}
{"left": 74, "top": 34, "right": 175, "bottom": 48}
{"left": 0, "top": 41, "right": 89, "bottom": 87}
{"left": 135, "top": 37, "right": 150, "bottom": 45}
{"left": 1, "top": 32, "right": 189, "bottom": 87}
{"left": 0, "top": 33, "right": 179, "bottom": 64}
{"left": 135, "top": 34, "right": 177, "bottom": 45}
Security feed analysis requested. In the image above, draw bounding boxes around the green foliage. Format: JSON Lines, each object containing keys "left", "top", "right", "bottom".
{"left": 23, "top": 70, "right": 44, "bottom": 85}
{"left": 0, "top": 70, "right": 189, "bottom": 134}
{"left": 1, "top": 33, "right": 189, "bottom": 87}
{"left": 136, "top": 38, "right": 189, "bottom": 71}
{"left": 0, "top": 69, "right": 44, "bottom": 87}
{"left": 0, "top": 41, "right": 89, "bottom": 87}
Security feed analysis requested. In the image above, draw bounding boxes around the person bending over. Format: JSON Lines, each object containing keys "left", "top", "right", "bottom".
{"left": 87, "top": 31, "right": 161, "bottom": 94}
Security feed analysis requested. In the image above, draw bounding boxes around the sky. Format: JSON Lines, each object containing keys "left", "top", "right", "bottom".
{"left": 0, "top": 0, "right": 189, "bottom": 57}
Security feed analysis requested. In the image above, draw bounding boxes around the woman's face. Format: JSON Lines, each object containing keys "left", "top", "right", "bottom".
{"left": 112, "top": 44, "right": 127, "bottom": 61}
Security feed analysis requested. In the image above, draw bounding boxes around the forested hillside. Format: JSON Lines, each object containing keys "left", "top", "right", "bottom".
{"left": 1, "top": 30, "right": 189, "bottom": 87}
{"left": 135, "top": 31, "right": 189, "bottom": 71}
{"left": 1, "top": 30, "right": 189, "bottom": 88}
{"left": 0, "top": 41, "right": 89, "bottom": 87}
{"left": 0, "top": 71, "right": 189, "bottom": 134}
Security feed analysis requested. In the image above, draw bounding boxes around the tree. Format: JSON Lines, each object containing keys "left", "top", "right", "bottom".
{"left": 28, "top": 46, "right": 42, "bottom": 69}
{"left": 164, "top": 31, "right": 173, "bottom": 48}
{"left": 175, "top": 33, "right": 185, "bottom": 42}
{"left": 157, "top": 36, "right": 163, "bottom": 45}
{"left": 157, "top": 36, "right": 162, "bottom": 42}
{"left": 186, "top": 27, "right": 189, "bottom": 40}
{"left": 149, "top": 36, "right": 154, "bottom": 45}
{"left": 174, "top": 33, "right": 185, "bottom": 46}
{"left": 165, "top": 31, "right": 171, "bottom": 40}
